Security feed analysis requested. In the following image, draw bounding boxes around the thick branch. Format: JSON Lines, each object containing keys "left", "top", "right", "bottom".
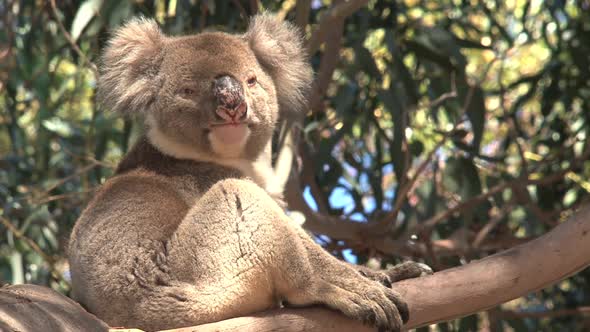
{"left": 396, "top": 204, "right": 590, "bottom": 327}
{"left": 156, "top": 204, "right": 590, "bottom": 332}
{"left": 307, "top": 0, "right": 369, "bottom": 54}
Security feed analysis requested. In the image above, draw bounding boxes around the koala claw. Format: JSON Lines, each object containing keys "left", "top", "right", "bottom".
{"left": 417, "top": 263, "right": 434, "bottom": 276}
{"left": 358, "top": 268, "right": 392, "bottom": 288}
{"left": 357, "top": 290, "right": 406, "bottom": 332}
{"left": 386, "top": 261, "right": 433, "bottom": 283}
{"left": 321, "top": 279, "right": 408, "bottom": 332}
{"left": 356, "top": 261, "right": 433, "bottom": 294}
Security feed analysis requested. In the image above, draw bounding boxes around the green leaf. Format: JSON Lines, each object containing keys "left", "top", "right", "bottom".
{"left": 409, "top": 26, "right": 466, "bottom": 71}
{"left": 102, "top": 1, "right": 133, "bottom": 28}
{"left": 317, "top": 155, "right": 343, "bottom": 190}
{"left": 333, "top": 83, "right": 357, "bottom": 116}
{"left": 42, "top": 117, "right": 76, "bottom": 138}
{"left": 393, "top": 54, "right": 419, "bottom": 106}
{"left": 409, "top": 139, "right": 424, "bottom": 156}
{"left": 505, "top": 317, "right": 530, "bottom": 332}
{"left": 465, "top": 87, "right": 486, "bottom": 151}
{"left": 71, "top": 0, "right": 104, "bottom": 41}
{"left": 458, "top": 314, "right": 478, "bottom": 332}
{"left": 442, "top": 156, "right": 482, "bottom": 200}
{"left": 378, "top": 88, "right": 407, "bottom": 182}
{"left": 356, "top": 47, "right": 381, "bottom": 79}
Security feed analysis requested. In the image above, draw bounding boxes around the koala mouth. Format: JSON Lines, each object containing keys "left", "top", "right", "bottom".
{"left": 209, "top": 122, "right": 250, "bottom": 146}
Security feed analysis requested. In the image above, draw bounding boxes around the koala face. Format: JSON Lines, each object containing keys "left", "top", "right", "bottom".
{"left": 98, "top": 15, "right": 312, "bottom": 161}
{"left": 150, "top": 33, "right": 278, "bottom": 159}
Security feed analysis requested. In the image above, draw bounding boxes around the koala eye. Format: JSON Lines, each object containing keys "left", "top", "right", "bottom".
{"left": 179, "top": 88, "right": 196, "bottom": 97}
{"left": 246, "top": 75, "right": 257, "bottom": 87}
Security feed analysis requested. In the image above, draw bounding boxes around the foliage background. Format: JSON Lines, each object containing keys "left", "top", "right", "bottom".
{"left": 1, "top": 0, "right": 590, "bottom": 330}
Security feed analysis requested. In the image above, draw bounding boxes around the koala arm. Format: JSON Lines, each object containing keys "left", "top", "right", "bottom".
{"left": 69, "top": 171, "right": 189, "bottom": 321}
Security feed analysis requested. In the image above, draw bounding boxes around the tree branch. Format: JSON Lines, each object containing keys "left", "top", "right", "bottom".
{"left": 295, "top": 0, "right": 312, "bottom": 30}
{"left": 284, "top": 148, "right": 584, "bottom": 259}
{"left": 272, "top": 121, "right": 298, "bottom": 193}
{"left": 307, "top": 0, "right": 369, "bottom": 54}
{"left": 397, "top": 204, "right": 590, "bottom": 328}
{"left": 139, "top": 204, "right": 590, "bottom": 332}
{"left": 496, "top": 307, "right": 590, "bottom": 319}
{"left": 308, "top": 8, "right": 345, "bottom": 114}
{"left": 0, "top": 217, "right": 68, "bottom": 286}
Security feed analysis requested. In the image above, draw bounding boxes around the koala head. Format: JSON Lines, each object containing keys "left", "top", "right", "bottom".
{"left": 98, "top": 14, "right": 312, "bottom": 162}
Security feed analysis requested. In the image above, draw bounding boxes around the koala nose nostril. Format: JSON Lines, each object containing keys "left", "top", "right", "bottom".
{"left": 216, "top": 101, "right": 247, "bottom": 122}
{"left": 213, "top": 75, "right": 245, "bottom": 110}
{"left": 213, "top": 75, "right": 247, "bottom": 123}
{"left": 238, "top": 102, "right": 248, "bottom": 119}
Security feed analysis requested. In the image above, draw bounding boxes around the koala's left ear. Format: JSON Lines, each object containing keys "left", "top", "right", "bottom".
{"left": 98, "top": 17, "right": 165, "bottom": 115}
{"left": 245, "top": 13, "right": 313, "bottom": 117}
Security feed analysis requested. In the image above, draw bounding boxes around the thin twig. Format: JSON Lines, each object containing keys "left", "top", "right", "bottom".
{"left": 41, "top": 163, "right": 99, "bottom": 195}
{"left": 497, "top": 307, "right": 590, "bottom": 319}
{"left": 0, "top": 216, "right": 69, "bottom": 286}
{"left": 273, "top": 122, "right": 298, "bottom": 194}
{"left": 232, "top": 0, "right": 249, "bottom": 19}
{"left": 414, "top": 160, "right": 585, "bottom": 236}
{"left": 48, "top": 0, "right": 98, "bottom": 76}
{"left": 417, "top": 72, "right": 458, "bottom": 111}
{"left": 276, "top": 0, "right": 296, "bottom": 20}
{"left": 0, "top": 216, "right": 55, "bottom": 265}
{"left": 377, "top": 73, "right": 459, "bottom": 229}
{"left": 378, "top": 134, "right": 446, "bottom": 228}
{"left": 249, "top": 0, "right": 260, "bottom": 15}
{"left": 307, "top": 0, "right": 369, "bottom": 54}
{"left": 299, "top": 144, "right": 331, "bottom": 213}
{"left": 60, "top": 145, "right": 116, "bottom": 169}
{"left": 33, "top": 189, "right": 97, "bottom": 206}
{"left": 472, "top": 204, "right": 513, "bottom": 248}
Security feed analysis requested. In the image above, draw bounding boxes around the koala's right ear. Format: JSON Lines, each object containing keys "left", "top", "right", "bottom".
{"left": 245, "top": 14, "right": 313, "bottom": 118}
{"left": 98, "top": 18, "right": 165, "bottom": 115}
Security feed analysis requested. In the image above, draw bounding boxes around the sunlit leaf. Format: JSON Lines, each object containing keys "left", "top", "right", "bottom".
{"left": 42, "top": 117, "right": 76, "bottom": 138}
{"left": 71, "top": 0, "right": 104, "bottom": 41}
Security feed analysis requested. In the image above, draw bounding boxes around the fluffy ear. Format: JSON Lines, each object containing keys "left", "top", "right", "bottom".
{"left": 245, "top": 13, "right": 313, "bottom": 117}
{"left": 98, "top": 17, "right": 165, "bottom": 115}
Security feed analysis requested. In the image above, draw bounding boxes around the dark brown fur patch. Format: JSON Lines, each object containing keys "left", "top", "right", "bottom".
{"left": 116, "top": 136, "right": 243, "bottom": 183}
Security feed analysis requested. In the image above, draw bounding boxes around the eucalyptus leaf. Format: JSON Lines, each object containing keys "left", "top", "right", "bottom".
{"left": 71, "top": 0, "right": 104, "bottom": 41}
{"left": 42, "top": 118, "right": 76, "bottom": 138}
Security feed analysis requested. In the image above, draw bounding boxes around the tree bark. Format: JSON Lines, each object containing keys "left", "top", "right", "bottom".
{"left": 153, "top": 204, "right": 590, "bottom": 332}
{"left": 0, "top": 284, "right": 108, "bottom": 332}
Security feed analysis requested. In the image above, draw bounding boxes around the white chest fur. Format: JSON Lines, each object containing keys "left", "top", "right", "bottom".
{"left": 145, "top": 114, "right": 281, "bottom": 197}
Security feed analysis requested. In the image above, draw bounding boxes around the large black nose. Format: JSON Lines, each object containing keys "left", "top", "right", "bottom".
{"left": 213, "top": 75, "right": 244, "bottom": 110}
{"left": 212, "top": 75, "right": 247, "bottom": 122}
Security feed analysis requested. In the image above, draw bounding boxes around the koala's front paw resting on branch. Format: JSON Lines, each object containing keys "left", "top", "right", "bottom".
{"left": 358, "top": 261, "right": 433, "bottom": 287}
{"left": 324, "top": 282, "right": 408, "bottom": 332}
{"left": 322, "top": 261, "right": 432, "bottom": 330}
{"left": 387, "top": 261, "right": 433, "bottom": 283}
{"left": 281, "top": 259, "right": 412, "bottom": 332}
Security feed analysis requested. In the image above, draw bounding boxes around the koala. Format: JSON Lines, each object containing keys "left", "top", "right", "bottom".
{"left": 68, "top": 14, "right": 430, "bottom": 332}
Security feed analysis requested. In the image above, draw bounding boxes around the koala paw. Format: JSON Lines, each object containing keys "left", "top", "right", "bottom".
{"left": 358, "top": 261, "right": 432, "bottom": 287}
{"left": 358, "top": 267, "right": 393, "bottom": 288}
{"left": 307, "top": 270, "right": 409, "bottom": 332}
{"left": 386, "top": 261, "right": 433, "bottom": 283}
{"left": 337, "top": 282, "right": 408, "bottom": 332}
